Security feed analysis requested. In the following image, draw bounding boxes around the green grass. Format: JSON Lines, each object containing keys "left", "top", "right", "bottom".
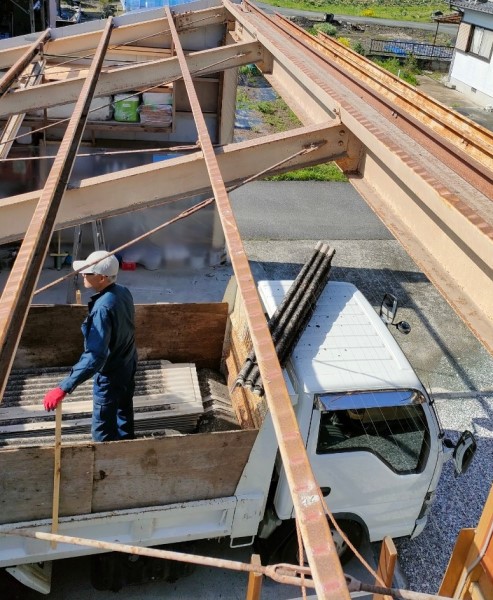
{"left": 257, "top": 98, "right": 300, "bottom": 131}
{"left": 266, "top": 163, "right": 348, "bottom": 182}
{"left": 257, "top": 0, "right": 449, "bottom": 22}
{"left": 238, "top": 74, "right": 348, "bottom": 182}
{"left": 372, "top": 56, "right": 421, "bottom": 85}
{"left": 236, "top": 88, "right": 255, "bottom": 110}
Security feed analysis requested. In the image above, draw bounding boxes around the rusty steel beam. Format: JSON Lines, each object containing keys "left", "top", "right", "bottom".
{"left": 0, "top": 29, "right": 50, "bottom": 96}
{"left": 0, "top": 60, "right": 44, "bottom": 160}
{"left": 227, "top": 0, "right": 493, "bottom": 355}
{"left": 0, "top": 18, "right": 114, "bottom": 400}
{"left": 0, "top": 123, "right": 345, "bottom": 243}
{"left": 0, "top": 8, "right": 226, "bottom": 70}
{"left": 0, "top": 41, "right": 263, "bottom": 118}
{"left": 164, "top": 6, "right": 349, "bottom": 599}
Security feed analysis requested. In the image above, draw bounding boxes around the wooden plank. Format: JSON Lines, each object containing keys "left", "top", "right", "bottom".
{"left": 225, "top": 287, "right": 267, "bottom": 429}
{"left": 246, "top": 554, "right": 263, "bottom": 600}
{"left": 51, "top": 403, "right": 62, "bottom": 548}
{"left": 13, "top": 303, "right": 228, "bottom": 370}
{"left": 374, "top": 536, "right": 397, "bottom": 600}
{"left": 482, "top": 534, "right": 493, "bottom": 584}
{"left": 91, "top": 430, "right": 257, "bottom": 512}
{"left": 0, "top": 444, "right": 93, "bottom": 524}
{"left": 441, "top": 485, "right": 493, "bottom": 597}
{"left": 135, "top": 303, "right": 228, "bottom": 368}
{"left": 439, "top": 528, "right": 475, "bottom": 597}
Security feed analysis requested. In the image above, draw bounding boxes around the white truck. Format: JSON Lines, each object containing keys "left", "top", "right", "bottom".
{"left": 0, "top": 278, "right": 475, "bottom": 592}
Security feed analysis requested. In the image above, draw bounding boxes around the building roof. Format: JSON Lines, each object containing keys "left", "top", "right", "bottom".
{"left": 451, "top": 0, "right": 493, "bottom": 15}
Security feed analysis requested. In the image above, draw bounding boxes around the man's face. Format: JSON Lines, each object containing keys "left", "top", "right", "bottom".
{"left": 82, "top": 272, "right": 107, "bottom": 291}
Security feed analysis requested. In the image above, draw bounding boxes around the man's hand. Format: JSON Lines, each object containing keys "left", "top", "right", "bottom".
{"left": 43, "top": 387, "right": 66, "bottom": 411}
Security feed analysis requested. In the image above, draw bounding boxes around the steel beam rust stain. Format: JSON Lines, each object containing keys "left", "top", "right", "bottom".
{"left": 164, "top": 6, "right": 349, "bottom": 598}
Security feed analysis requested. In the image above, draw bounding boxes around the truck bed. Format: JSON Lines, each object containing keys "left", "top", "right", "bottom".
{"left": 0, "top": 300, "right": 258, "bottom": 526}
{"left": 0, "top": 428, "right": 257, "bottom": 525}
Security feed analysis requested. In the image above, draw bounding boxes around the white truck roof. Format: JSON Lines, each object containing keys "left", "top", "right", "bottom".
{"left": 257, "top": 280, "right": 423, "bottom": 395}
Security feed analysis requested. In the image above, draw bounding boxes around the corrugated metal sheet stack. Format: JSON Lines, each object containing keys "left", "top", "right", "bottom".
{"left": 0, "top": 361, "right": 203, "bottom": 446}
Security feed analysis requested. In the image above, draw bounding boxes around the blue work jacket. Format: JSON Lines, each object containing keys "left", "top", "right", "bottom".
{"left": 60, "top": 283, "right": 137, "bottom": 394}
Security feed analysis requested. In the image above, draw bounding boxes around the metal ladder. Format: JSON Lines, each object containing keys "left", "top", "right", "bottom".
{"left": 66, "top": 221, "right": 106, "bottom": 304}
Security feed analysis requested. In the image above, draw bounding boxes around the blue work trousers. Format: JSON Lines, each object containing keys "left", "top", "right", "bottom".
{"left": 92, "top": 360, "right": 137, "bottom": 442}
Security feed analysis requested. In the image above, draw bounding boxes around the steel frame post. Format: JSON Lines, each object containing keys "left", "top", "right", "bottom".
{"left": 0, "top": 18, "right": 114, "bottom": 400}
{"left": 164, "top": 6, "right": 349, "bottom": 599}
{"left": 0, "top": 29, "right": 50, "bottom": 96}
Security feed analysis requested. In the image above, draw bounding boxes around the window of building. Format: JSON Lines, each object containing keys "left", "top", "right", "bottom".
{"left": 469, "top": 26, "right": 493, "bottom": 59}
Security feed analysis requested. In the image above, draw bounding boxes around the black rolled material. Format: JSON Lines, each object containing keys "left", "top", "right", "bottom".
{"left": 235, "top": 241, "right": 335, "bottom": 397}
{"left": 251, "top": 246, "right": 335, "bottom": 396}
{"left": 234, "top": 241, "right": 325, "bottom": 388}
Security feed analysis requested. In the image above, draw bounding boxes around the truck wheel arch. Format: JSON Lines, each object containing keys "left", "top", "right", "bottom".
{"left": 256, "top": 514, "right": 367, "bottom": 566}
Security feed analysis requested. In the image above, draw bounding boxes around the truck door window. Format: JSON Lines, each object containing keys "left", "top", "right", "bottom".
{"left": 316, "top": 405, "right": 430, "bottom": 474}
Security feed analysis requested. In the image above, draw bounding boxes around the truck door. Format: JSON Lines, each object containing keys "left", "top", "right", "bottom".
{"left": 306, "top": 389, "right": 440, "bottom": 541}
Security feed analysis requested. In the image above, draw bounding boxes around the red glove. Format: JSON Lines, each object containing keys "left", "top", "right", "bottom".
{"left": 44, "top": 387, "right": 66, "bottom": 411}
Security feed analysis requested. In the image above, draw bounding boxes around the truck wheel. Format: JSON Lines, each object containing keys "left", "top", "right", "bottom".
{"left": 328, "top": 519, "right": 363, "bottom": 564}
{"left": 274, "top": 518, "right": 363, "bottom": 566}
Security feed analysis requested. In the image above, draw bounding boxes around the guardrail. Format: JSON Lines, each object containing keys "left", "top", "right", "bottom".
{"left": 369, "top": 39, "right": 454, "bottom": 60}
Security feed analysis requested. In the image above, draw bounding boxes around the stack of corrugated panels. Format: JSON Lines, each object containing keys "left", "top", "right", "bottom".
{"left": 0, "top": 361, "right": 203, "bottom": 445}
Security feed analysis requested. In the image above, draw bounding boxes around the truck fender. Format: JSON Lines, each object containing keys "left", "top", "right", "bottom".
{"left": 255, "top": 514, "right": 367, "bottom": 566}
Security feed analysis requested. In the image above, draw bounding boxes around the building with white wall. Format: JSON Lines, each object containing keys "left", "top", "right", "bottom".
{"left": 449, "top": 0, "right": 493, "bottom": 107}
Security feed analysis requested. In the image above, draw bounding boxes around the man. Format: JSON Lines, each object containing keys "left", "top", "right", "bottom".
{"left": 43, "top": 250, "right": 138, "bottom": 442}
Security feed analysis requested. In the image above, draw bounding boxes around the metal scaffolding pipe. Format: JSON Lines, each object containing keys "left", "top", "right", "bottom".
{"left": 240, "top": 244, "right": 335, "bottom": 395}
{"left": 236, "top": 241, "right": 327, "bottom": 387}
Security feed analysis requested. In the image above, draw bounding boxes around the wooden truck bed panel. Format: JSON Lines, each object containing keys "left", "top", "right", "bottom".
{"left": 0, "top": 430, "right": 257, "bottom": 524}
{"left": 13, "top": 303, "right": 228, "bottom": 370}
{"left": 0, "top": 444, "right": 94, "bottom": 524}
{"left": 92, "top": 430, "right": 257, "bottom": 512}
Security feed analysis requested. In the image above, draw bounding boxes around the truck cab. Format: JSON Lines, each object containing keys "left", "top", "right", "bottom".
{"left": 257, "top": 280, "right": 475, "bottom": 561}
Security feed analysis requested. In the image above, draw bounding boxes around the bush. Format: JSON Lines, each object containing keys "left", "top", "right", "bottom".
{"left": 338, "top": 37, "right": 351, "bottom": 47}
{"left": 314, "top": 23, "right": 338, "bottom": 36}
{"left": 373, "top": 56, "right": 420, "bottom": 86}
{"left": 361, "top": 8, "right": 375, "bottom": 17}
{"left": 353, "top": 41, "right": 366, "bottom": 55}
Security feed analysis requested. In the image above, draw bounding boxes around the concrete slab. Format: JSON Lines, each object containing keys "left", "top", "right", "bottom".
{"left": 417, "top": 73, "right": 493, "bottom": 131}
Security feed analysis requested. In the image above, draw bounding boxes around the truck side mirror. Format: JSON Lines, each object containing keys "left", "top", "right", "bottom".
{"left": 380, "top": 293, "right": 398, "bottom": 325}
{"left": 380, "top": 293, "right": 411, "bottom": 334}
{"left": 453, "top": 430, "right": 477, "bottom": 475}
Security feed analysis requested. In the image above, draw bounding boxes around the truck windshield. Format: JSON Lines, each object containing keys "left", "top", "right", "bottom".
{"left": 316, "top": 390, "right": 430, "bottom": 474}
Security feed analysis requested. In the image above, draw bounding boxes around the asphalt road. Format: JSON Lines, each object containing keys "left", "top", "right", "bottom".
{"left": 230, "top": 181, "right": 393, "bottom": 240}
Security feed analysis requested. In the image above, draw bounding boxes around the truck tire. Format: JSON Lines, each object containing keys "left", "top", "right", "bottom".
{"left": 90, "top": 543, "right": 196, "bottom": 591}
{"left": 267, "top": 518, "right": 363, "bottom": 566}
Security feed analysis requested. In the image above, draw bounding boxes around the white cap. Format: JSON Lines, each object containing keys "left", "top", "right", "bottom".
{"left": 73, "top": 251, "right": 119, "bottom": 277}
